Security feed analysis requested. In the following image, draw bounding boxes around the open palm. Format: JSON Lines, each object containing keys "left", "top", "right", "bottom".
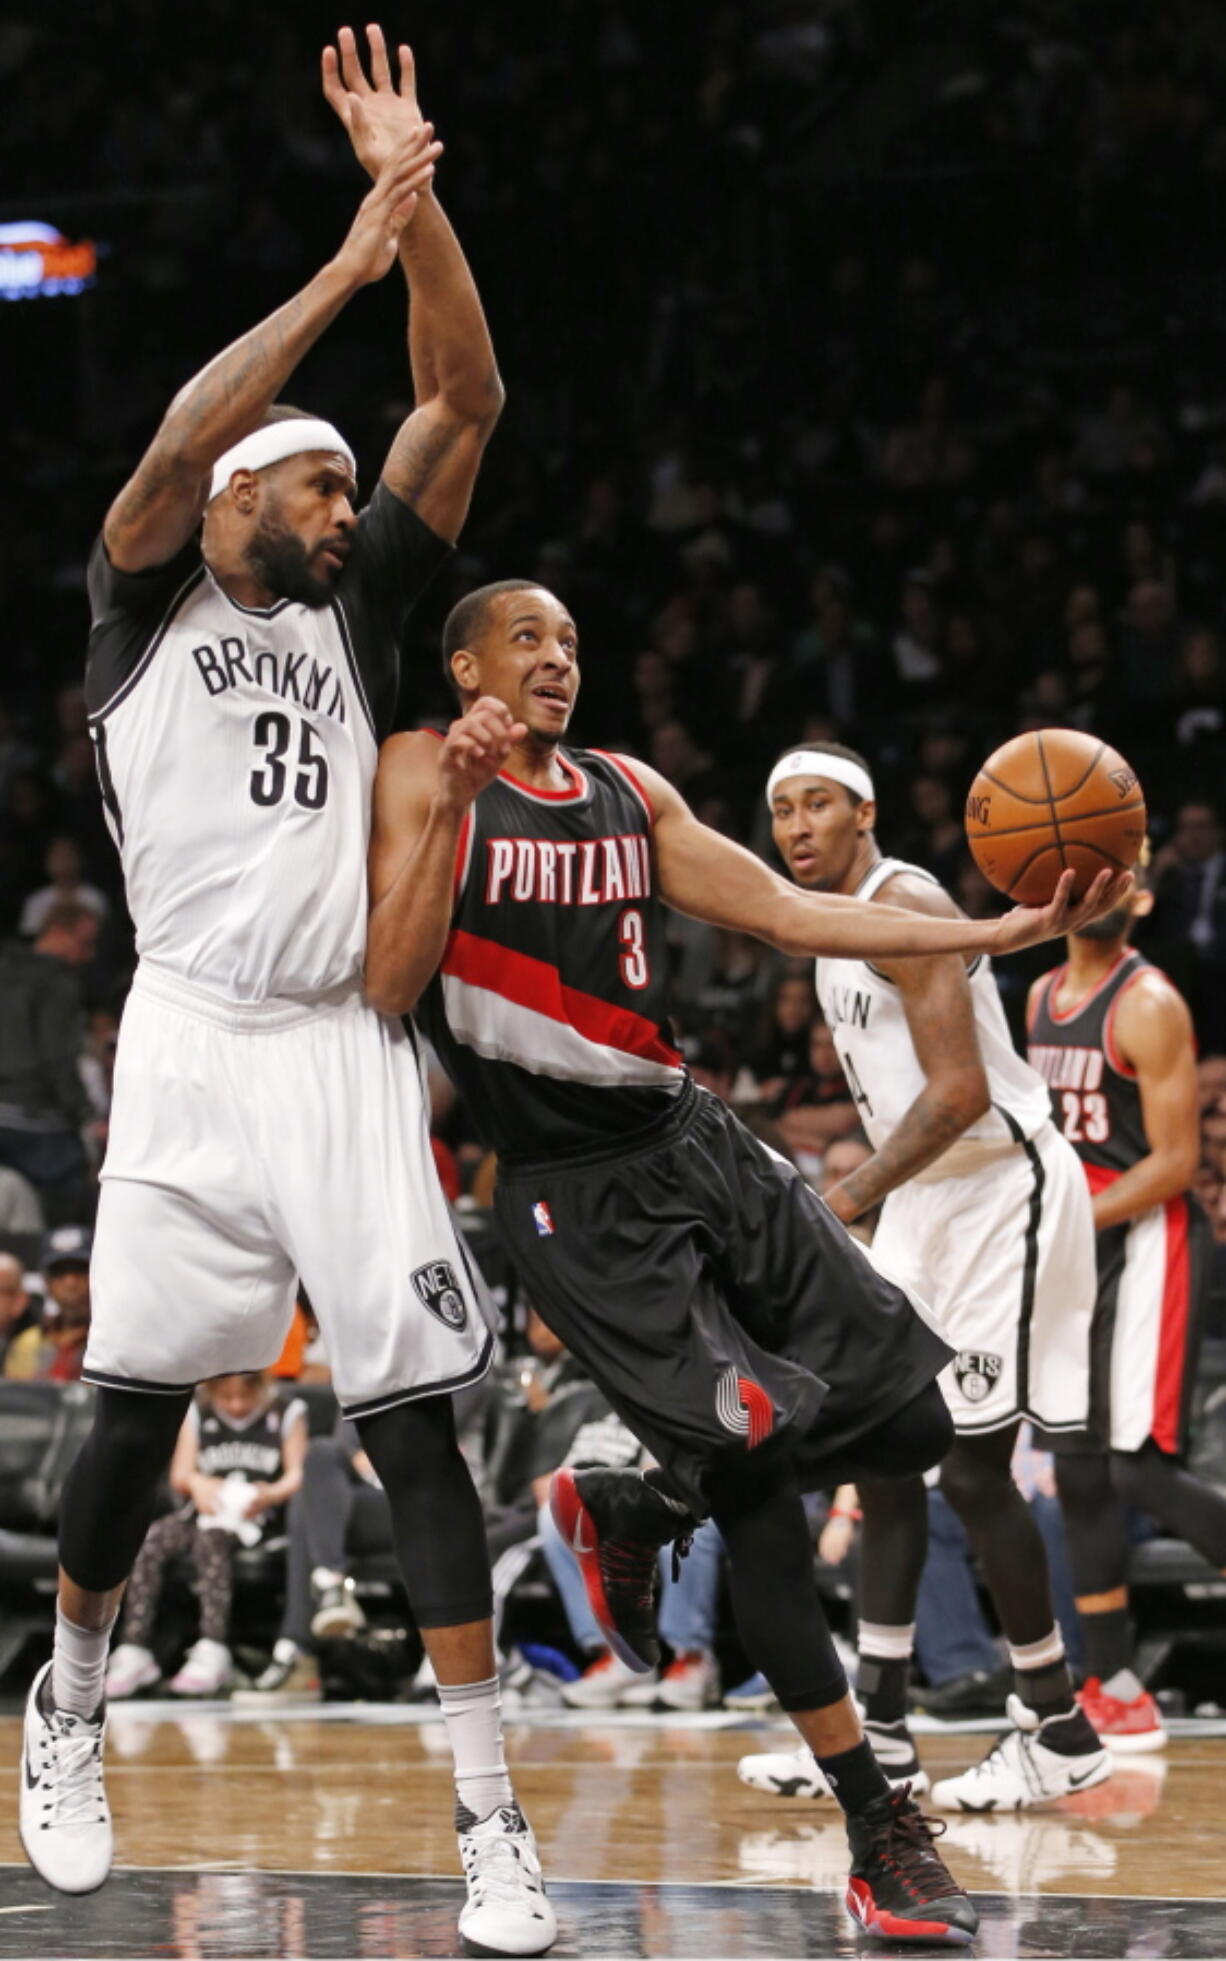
{"left": 323, "top": 23, "right": 425, "bottom": 181}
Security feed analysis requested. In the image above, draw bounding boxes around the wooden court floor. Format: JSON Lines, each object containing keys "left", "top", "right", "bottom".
{"left": 2, "top": 1704, "right": 1226, "bottom": 1957}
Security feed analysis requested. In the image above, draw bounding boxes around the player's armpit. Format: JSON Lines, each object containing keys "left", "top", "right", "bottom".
{"left": 380, "top": 398, "right": 495, "bottom": 543}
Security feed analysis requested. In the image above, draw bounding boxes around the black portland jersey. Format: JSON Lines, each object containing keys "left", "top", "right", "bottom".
{"left": 417, "top": 747, "right": 685, "bottom": 1160}
{"left": 1027, "top": 950, "right": 1150, "bottom": 1174}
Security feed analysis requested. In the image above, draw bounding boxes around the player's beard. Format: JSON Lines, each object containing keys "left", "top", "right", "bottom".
{"left": 244, "top": 510, "right": 337, "bottom": 610}
{"left": 1074, "top": 905, "right": 1132, "bottom": 942}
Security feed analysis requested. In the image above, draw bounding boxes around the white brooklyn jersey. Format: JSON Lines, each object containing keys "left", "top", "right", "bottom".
{"left": 815, "top": 858, "right": 1051, "bottom": 1159}
{"left": 84, "top": 485, "right": 448, "bottom": 1002}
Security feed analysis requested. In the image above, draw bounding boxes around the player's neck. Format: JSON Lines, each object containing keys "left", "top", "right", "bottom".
{"left": 205, "top": 549, "right": 280, "bottom": 610}
{"left": 505, "top": 732, "right": 571, "bottom": 791}
{"left": 836, "top": 837, "right": 882, "bottom": 897}
{"left": 1063, "top": 935, "right": 1130, "bottom": 995}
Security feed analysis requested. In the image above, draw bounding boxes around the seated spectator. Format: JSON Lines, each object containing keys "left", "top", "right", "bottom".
{"left": 5, "top": 1225, "right": 92, "bottom": 1382}
{"left": 18, "top": 836, "right": 109, "bottom": 939}
{"left": 748, "top": 971, "right": 817, "bottom": 1105}
{"left": 0, "top": 1250, "right": 38, "bottom": 1373}
{"left": 814, "top": 1131, "right": 876, "bottom": 1238}
{"left": 0, "top": 904, "right": 99, "bottom": 1225}
{"left": 772, "top": 1018, "right": 860, "bottom": 1173}
{"left": 898, "top": 774, "right": 966, "bottom": 887}
{"left": 270, "top": 1296, "right": 331, "bottom": 1385}
{"left": 106, "top": 1372, "right": 307, "bottom": 1699}
{"left": 0, "top": 1165, "right": 43, "bottom": 1235}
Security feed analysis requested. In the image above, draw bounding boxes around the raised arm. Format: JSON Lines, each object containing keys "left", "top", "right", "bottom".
{"left": 104, "top": 126, "right": 441, "bottom": 573}
{"left": 1089, "top": 974, "right": 1200, "bottom": 1230}
{"left": 635, "top": 763, "right": 1130, "bottom": 960}
{"left": 823, "top": 877, "right": 991, "bottom": 1224}
{"left": 366, "top": 699, "right": 524, "bottom": 1015}
{"left": 324, "top": 26, "right": 504, "bottom": 543}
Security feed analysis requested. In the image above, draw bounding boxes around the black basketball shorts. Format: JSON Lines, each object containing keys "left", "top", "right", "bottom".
{"left": 495, "top": 1082, "right": 952, "bottom": 1513}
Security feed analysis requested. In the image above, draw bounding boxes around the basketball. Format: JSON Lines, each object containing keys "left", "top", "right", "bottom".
{"left": 964, "top": 729, "right": 1146, "bottom": 904}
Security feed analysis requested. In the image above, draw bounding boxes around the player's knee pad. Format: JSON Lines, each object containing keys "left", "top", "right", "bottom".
{"left": 938, "top": 1438, "right": 1014, "bottom": 1532}
{"left": 59, "top": 1385, "right": 193, "bottom": 1593}
{"left": 1108, "top": 1446, "right": 1154, "bottom": 1512}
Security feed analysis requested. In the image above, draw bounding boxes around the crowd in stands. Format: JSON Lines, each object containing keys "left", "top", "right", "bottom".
{"left": 5, "top": 0, "right": 1226, "bottom": 1704}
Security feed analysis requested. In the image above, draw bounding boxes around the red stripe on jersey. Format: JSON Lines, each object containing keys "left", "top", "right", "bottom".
{"left": 1082, "top": 1161, "right": 1121, "bottom": 1195}
{"left": 1152, "top": 1197, "right": 1191, "bottom": 1454}
{"left": 442, "top": 928, "right": 683, "bottom": 1069}
{"left": 591, "top": 749, "right": 655, "bottom": 823}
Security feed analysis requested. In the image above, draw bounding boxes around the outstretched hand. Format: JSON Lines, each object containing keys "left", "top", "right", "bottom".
{"left": 323, "top": 23, "right": 425, "bottom": 180}
{"left": 435, "top": 698, "right": 525, "bottom": 812}
{"left": 333, "top": 123, "right": 442, "bottom": 287}
{"left": 993, "top": 867, "right": 1135, "bottom": 957}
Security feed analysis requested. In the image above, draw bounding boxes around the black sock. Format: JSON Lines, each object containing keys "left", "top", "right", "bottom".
{"left": 858, "top": 1655, "right": 910, "bottom": 1727}
{"left": 1081, "top": 1606, "right": 1132, "bottom": 1683}
{"left": 1013, "top": 1656, "right": 1075, "bottom": 1717}
{"left": 816, "top": 1739, "right": 890, "bottom": 1816}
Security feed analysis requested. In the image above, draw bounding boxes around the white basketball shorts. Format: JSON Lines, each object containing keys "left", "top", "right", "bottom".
{"left": 85, "top": 963, "right": 493, "bottom": 1416}
{"left": 869, "top": 1121, "right": 1095, "bottom": 1434}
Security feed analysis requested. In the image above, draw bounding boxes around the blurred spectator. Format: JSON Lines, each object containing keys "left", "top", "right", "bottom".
{"left": 0, "top": 1250, "right": 38, "bottom": 1373}
{"left": 5, "top": 1225, "right": 92, "bottom": 1382}
{"left": 18, "top": 836, "right": 109, "bottom": 939}
{"left": 106, "top": 1372, "right": 307, "bottom": 1700}
{"left": 0, "top": 903, "right": 98, "bottom": 1223}
{"left": 749, "top": 971, "right": 817, "bottom": 1104}
{"left": 773, "top": 1019, "right": 860, "bottom": 1172}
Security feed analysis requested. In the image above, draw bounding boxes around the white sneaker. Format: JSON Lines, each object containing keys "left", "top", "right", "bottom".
{"left": 105, "top": 1643, "right": 161, "bottom": 1701}
{"left": 656, "top": 1651, "right": 720, "bottom": 1710}
{"left": 737, "top": 1722, "right": 930, "bottom": 1800}
{"left": 310, "top": 1569, "right": 367, "bottom": 1640}
{"left": 931, "top": 1694, "right": 1113, "bottom": 1811}
{"left": 560, "top": 1651, "right": 644, "bottom": 1708}
{"left": 167, "top": 1638, "right": 232, "bottom": 1698}
{"left": 19, "top": 1660, "right": 112, "bottom": 1895}
{"left": 456, "top": 1801, "right": 557, "bottom": 1955}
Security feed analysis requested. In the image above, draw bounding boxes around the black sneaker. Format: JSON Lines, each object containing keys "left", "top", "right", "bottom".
{"left": 912, "top": 1663, "right": 1011, "bottom": 1719}
{"left": 845, "top": 1785, "right": 978, "bottom": 1946}
{"left": 549, "top": 1467, "right": 694, "bottom": 1672}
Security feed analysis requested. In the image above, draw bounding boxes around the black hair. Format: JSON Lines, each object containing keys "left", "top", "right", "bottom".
{"left": 441, "top": 578, "right": 547, "bottom": 695}
{"left": 772, "top": 738, "right": 874, "bottom": 809}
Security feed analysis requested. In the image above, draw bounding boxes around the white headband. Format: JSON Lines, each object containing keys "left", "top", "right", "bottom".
{"left": 766, "top": 749, "right": 876, "bottom": 809}
{"left": 208, "top": 419, "right": 356, "bottom": 503}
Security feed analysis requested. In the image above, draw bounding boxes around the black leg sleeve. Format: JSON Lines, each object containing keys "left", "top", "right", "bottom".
{"left": 857, "top": 1474, "right": 930, "bottom": 1628}
{"left": 355, "top": 1394, "right": 493, "bottom": 1629}
{"left": 709, "top": 1454, "right": 849, "bottom": 1714}
{"left": 1055, "top": 1450, "right": 1131, "bottom": 1596}
{"left": 939, "top": 1424, "right": 1060, "bottom": 1649}
{"left": 1112, "top": 1443, "right": 1226, "bottom": 1568}
{"left": 58, "top": 1386, "right": 194, "bottom": 1594}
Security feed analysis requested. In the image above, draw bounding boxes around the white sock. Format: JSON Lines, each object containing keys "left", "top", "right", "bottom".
{"left": 52, "top": 1607, "right": 117, "bottom": 1717}
{"left": 1103, "top": 1666, "right": 1145, "bottom": 1703}
{"left": 437, "top": 1673, "right": 515, "bottom": 1822}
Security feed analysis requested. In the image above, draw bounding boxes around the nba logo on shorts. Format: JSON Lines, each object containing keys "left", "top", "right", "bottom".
{"left": 411, "top": 1261, "right": 468, "bottom": 1331}
{"left": 953, "top": 1350, "right": 1002, "bottom": 1405}
{"left": 532, "top": 1201, "right": 554, "bottom": 1237}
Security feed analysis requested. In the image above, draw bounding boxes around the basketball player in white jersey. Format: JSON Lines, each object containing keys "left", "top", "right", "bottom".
{"left": 19, "top": 33, "right": 553, "bottom": 1953}
{"left": 738, "top": 740, "right": 1112, "bottom": 1811}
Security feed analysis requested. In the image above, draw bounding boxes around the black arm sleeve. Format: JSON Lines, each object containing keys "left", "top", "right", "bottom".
{"left": 332, "top": 484, "right": 453, "bottom": 742}
{"left": 84, "top": 533, "right": 204, "bottom": 718}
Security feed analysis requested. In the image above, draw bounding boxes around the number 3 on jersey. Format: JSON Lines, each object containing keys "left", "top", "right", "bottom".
{"left": 618, "top": 908, "right": 650, "bottom": 989}
{"left": 250, "top": 711, "right": 330, "bottom": 810}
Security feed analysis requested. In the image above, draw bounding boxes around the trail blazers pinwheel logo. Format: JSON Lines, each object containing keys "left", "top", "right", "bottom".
{"left": 715, "top": 1368, "right": 776, "bottom": 1448}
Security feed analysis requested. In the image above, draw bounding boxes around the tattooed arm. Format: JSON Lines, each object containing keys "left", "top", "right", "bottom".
{"left": 103, "top": 127, "right": 440, "bottom": 573}
{"left": 822, "top": 874, "right": 991, "bottom": 1225}
{"left": 323, "top": 26, "right": 504, "bottom": 544}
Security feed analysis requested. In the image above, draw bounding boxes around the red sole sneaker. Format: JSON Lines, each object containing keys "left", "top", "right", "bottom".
{"left": 845, "top": 1878, "right": 978, "bottom": 1946}
{"left": 548, "top": 1468, "right": 652, "bottom": 1674}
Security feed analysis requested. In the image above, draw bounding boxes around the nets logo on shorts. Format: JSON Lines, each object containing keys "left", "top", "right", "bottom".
{"left": 715, "top": 1367, "right": 775, "bottom": 1448}
{"left": 411, "top": 1261, "right": 468, "bottom": 1332}
{"left": 953, "top": 1350, "right": 1002, "bottom": 1405}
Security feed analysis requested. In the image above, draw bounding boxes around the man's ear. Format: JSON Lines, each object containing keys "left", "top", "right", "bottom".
{"left": 1131, "top": 886, "right": 1156, "bottom": 921}
{"left": 858, "top": 797, "right": 877, "bottom": 836}
{"left": 450, "top": 648, "right": 479, "bottom": 695}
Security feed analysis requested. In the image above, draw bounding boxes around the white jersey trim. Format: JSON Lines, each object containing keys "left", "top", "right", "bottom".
{"left": 330, "top": 596, "right": 377, "bottom": 740}
{"left": 440, "top": 972, "right": 683, "bottom": 1088}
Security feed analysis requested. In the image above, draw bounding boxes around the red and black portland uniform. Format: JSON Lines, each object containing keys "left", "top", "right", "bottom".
{"left": 1028, "top": 950, "right": 1212, "bottom": 1454}
{"left": 417, "top": 747, "right": 952, "bottom": 1514}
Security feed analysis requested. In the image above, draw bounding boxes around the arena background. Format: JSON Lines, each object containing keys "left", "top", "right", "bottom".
{"left": 5, "top": 5, "right": 1226, "bottom": 1957}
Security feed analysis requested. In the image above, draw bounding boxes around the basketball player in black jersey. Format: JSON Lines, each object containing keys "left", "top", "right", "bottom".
{"left": 366, "top": 580, "right": 1126, "bottom": 1945}
{"left": 1029, "top": 874, "right": 1226, "bottom": 1751}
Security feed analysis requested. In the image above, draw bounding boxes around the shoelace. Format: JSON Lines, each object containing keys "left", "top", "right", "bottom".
{"left": 874, "top": 1796, "right": 952, "bottom": 1901}
{"left": 40, "top": 1724, "right": 105, "bottom": 1828}
{"left": 462, "top": 1825, "right": 544, "bottom": 1910}
{"left": 670, "top": 1528, "right": 694, "bottom": 1585}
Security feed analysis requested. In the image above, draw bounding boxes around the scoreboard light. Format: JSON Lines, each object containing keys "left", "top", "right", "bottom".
{"left": 0, "top": 221, "right": 98, "bottom": 299}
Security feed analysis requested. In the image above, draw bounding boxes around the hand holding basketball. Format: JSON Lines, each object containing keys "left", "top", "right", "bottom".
{"left": 991, "top": 865, "right": 1136, "bottom": 958}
